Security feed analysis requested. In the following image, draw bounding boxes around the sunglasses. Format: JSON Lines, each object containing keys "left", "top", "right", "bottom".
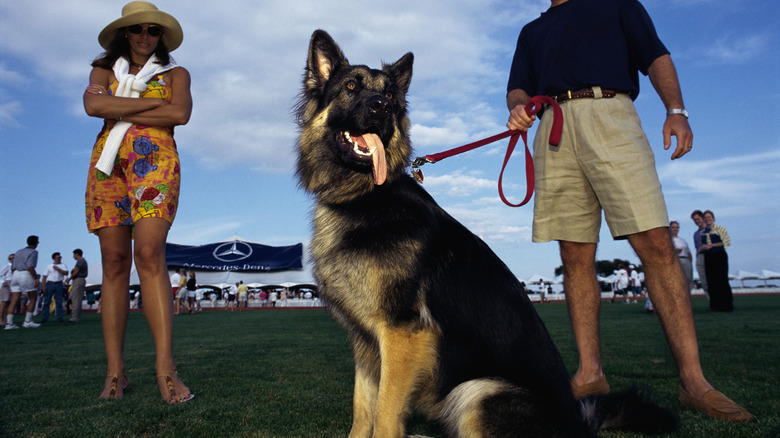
{"left": 127, "top": 24, "right": 162, "bottom": 37}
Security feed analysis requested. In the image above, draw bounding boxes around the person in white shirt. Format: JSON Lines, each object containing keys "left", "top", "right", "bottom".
{"left": 41, "top": 252, "right": 69, "bottom": 323}
{"left": 629, "top": 265, "right": 642, "bottom": 302}
{"left": 226, "top": 283, "right": 238, "bottom": 311}
{"left": 171, "top": 268, "right": 187, "bottom": 315}
{"left": 617, "top": 265, "right": 630, "bottom": 303}
{"left": 670, "top": 221, "right": 694, "bottom": 292}
{"left": 170, "top": 269, "right": 182, "bottom": 297}
{"left": 9, "top": 235, "right": 42, "bottom": 329}
{"left": 0, "top": 254, "right": 14, "bottom": 328}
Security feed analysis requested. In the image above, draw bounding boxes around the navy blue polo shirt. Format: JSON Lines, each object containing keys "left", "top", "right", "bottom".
{"left": 507, "top": 0, "right": 669, "bottom": 100}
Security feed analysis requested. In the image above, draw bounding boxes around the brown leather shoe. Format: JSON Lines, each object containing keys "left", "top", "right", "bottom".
{"left": 678, "top": 384, "right": 755, "bottom": 422}
{"left": 571, "top": 376, "right": 610, "bottom": 399}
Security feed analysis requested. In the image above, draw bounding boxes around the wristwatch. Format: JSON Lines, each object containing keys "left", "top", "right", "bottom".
{"left": 667, "top": 108, "right": 689, "bottom": 119}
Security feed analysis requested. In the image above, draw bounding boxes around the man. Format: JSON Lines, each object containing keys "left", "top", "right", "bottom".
{"left": 615, "top": 264, "right": 629, "bottom": 304}
{"left": 506, "top": 0, "right": 752, "bottom": 422}
{"left": 690, "top": 210, "right": 708, "bottom": 296}
{"left": 237, "top": 280, "right": 249, "bottom": 310}
{"left": 226, "top": 282, "right": 238, "bottom": 311}
{"left": 670, "top": 221, "right": 694, "bottom": 292}
{"left": 69, "top": 249, "right": 88, "bottom": 323}
{"left": 8, "top": 235, "right": 41, "bottom": 329}
{"left": 629, "top": 265, "right": 642, "bottom": 302}
{"left": 41, "top": 252, "right": 69, "bottom": 323}
{"left": 0, "top": 254, "right": 14, "bottom": 328}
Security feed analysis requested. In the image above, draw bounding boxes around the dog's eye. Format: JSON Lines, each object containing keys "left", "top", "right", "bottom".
{"left": 346, "top": 80, "right": 357, "bottom": 91}
{"left": 385, "top": 92, "right": 393, "bottom": 100}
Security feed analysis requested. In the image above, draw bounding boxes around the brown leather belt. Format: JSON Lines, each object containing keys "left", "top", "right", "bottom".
{"left": 553, "top": 87, "right": 621, "bottom": 104}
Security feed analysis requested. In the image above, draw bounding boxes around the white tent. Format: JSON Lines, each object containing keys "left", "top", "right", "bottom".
{"left": 732, "top": 270, "right": 760, "bottom": 287}
{"left": 735, "top": 270, "right": 760, "bottom": 279}
{"left": 760, "top": 269, "right": 780, "bottom": 279}
{"left": 759, "top": 270, "right": 780, "bottom": 286}
{"left": 525, "top": 274, "right": 554, "bottom": 285}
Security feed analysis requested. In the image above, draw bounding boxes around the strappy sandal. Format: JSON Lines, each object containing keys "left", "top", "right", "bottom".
{"left": 100, "top": 374, "right": 128, "bottom": 399}
{"left": 156, "top": 372, "right": 194, "bottom": 404}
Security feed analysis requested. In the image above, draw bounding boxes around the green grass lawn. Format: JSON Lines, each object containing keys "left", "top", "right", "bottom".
{"left": 0, "top": 295, "right": 777, "bottom": 437}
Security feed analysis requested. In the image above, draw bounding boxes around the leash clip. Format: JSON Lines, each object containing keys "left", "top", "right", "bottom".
{"left": 410, "top": 156, "right": 434, "bottom": 183}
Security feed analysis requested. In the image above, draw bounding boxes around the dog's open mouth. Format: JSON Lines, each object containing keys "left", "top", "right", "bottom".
{"left": 338, "top": 131, "right": 387, "bottom": 185}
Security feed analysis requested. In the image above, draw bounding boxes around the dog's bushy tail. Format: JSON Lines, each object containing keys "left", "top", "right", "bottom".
{"left": 437, "top": 380, "right": 677, "bottom": 437}
{"left": 580, "top": 387, "right": 679, "bottom": 434}
{"left": 437, "top": 379, "right": 597, "bottom": 437}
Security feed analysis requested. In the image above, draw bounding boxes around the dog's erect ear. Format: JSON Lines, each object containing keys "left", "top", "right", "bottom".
{"left": 385, "top": 52, "right": 413, "bottom": 95}
{"left": 306, "top": 30, "right": 348, "bottom": 89}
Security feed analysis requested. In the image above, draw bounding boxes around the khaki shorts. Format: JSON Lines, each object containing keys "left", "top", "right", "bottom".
{"left": 0, "top": 282, "right": 10, "bottom": 301}
{"left": 532, "top": 93, "right": 669, "bottom": 243}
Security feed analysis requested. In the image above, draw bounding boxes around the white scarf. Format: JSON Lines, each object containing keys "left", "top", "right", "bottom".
{"left": 94, "top": 54, "right": 177, "bottom": 175}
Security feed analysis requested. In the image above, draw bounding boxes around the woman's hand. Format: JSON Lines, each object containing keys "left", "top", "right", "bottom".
{"left": 85, "top": 83, "right": 109, "bottom": 96}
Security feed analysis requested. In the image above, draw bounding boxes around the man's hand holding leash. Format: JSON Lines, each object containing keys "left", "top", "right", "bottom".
{"left": 506, "top": 89, "right": 535, "bottom": 132}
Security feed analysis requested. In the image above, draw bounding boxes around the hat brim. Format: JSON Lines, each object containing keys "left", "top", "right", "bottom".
{"left": 98, "top": 10, "right": 183, "bottom": 52}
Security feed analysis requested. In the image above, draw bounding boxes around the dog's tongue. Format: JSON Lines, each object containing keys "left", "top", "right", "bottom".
{"left": 355, "top": 133, "right": 386, "bottom": 185}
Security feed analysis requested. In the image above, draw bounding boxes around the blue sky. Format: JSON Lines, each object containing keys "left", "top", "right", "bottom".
{"left": 1, "top": 0, "right": 778, "bottom": 285}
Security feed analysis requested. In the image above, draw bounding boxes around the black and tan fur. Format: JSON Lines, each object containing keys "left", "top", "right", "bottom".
{"left": 295, "top": 30, "right": 678, "bottom": 438}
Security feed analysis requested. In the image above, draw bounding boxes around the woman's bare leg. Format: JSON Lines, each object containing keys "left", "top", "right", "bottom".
{"left": 97, "top": 226, "right": 132, "bottom": 399}
{"left": 134, "top": 218, "right": 192, "bottom": 403}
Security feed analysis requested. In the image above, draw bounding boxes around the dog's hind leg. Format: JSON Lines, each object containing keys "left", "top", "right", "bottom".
{"left": 373, "top": 324, "right": 439, "bottom": 438}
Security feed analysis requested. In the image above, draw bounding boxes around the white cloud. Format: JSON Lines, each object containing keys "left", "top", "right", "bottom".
{"left": 0, "top": 0, "right": 545, "bottom": 171}
{"left": 659, "top": 150, "right": 780, "bottom": 199}
{"left": 167, "top": 217, "right": 247, "bottom": 245}
{"left": 701, "top": 34, "right": 770, "bottom": 65}
{"left": 0, "top": 64, "right": 29, "bottom": 127}
{"left": 424, "top": 170, "right": 494, "bottom": 197}
{"left": 0, "top": 100, "right": 22, "bottom": 127}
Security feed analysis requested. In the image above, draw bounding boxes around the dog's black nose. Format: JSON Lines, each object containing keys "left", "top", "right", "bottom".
{"left": 368, "top": 95, "right": 392, "bottom": 121}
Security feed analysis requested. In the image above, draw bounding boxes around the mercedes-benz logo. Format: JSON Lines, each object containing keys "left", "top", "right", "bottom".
{"left": 213, "top": 241, "right": 253, "bottom": 262}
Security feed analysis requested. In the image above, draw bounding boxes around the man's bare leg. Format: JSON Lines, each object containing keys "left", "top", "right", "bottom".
{"left": 627, "top": 227, "right": 711, "bottom": 396}
{"left": 628, "top": 227, "right": 752, "bottom": 421}
{"left": 559, "top": 241, "right": 606, "bottom": 388}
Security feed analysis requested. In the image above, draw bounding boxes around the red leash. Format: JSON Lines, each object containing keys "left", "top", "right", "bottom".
{"left": 411, "top": 95, "right": 562, "bottom": 207}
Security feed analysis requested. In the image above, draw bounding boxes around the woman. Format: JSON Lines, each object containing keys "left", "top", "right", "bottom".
{"left": 83, "top": 1, "right": 193, "bottom": 403}
{"left": 700, "top": 210, "right": 734, "bottom": 312}
{"left": 186, "top": 271, "right": 197, "bottom": 314}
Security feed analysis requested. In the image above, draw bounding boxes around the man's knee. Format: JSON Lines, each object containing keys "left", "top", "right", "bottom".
{"left": 629, "top": 228, "right": 676, "bottom": 259}
{"left": 559, "top": 241, "right": 597, "bottom": 270}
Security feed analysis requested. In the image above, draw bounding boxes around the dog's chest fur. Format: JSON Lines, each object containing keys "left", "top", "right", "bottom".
{"left": 309, "top": 180, "right": 439, "bottom": 325}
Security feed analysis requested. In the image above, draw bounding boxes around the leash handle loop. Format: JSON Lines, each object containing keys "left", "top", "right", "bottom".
{"left": 411, "top": 94, "right": 563, "bottom": 207}
{"left": 497, "top": 131, "right": 534, "bottom": 207}
{"left": 497, "top": 95, "right": 562, "bottom": 207}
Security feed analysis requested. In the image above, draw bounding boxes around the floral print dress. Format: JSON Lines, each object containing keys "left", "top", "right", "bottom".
{"left": 85, "top": 74, "right": 181, "bottom": 233}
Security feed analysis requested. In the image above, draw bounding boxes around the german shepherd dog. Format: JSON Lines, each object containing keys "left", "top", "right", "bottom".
{"left": 295, "top": 29, "right": 678, "bottom": 438}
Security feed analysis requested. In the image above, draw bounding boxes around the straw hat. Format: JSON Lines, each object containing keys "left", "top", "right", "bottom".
{"left": 98, "top": 1, "right": 183, "bottom": 51}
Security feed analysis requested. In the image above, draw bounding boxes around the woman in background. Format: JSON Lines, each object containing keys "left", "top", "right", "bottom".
{"left": 701, "top": 211, "right": 734, "bottom": 312}
{"left": 186, "top": 271, "right": 197, "bottom": 314}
